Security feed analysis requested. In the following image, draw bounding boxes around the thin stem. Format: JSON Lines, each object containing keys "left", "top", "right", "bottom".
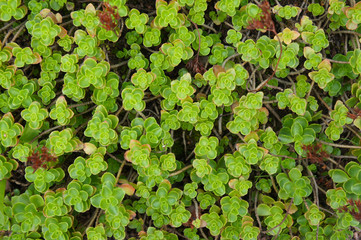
{"left": 110, "top": 61, "right": 128, "bottom": 69}
{"left": 31, "top": 125, "right": 64, "bottom": 143}
{"left": 327, "top": 59, "right": 349, "bottom": 64}
{"left": 168, "top": 164, "right": 192, "bottom": 177}
{"left": 319, "top": 139, "right": 361, "bottom": 149}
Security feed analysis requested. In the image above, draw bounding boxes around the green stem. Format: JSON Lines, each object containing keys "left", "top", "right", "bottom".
{"left": 0, "top": 179, "right": 6, "bottom": 213}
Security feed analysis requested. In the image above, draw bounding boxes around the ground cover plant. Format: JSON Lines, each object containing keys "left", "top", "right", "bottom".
{"left": 2, "top": 0, "right": 361, "bottom": 239}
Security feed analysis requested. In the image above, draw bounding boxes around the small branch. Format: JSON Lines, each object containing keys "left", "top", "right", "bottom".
{"left": 31, "top": 125, "right": 64, "bottom": 143}
{"left": 110, "top": 61, "right": 128, "bottom": 69}
{"left": 319, "top": 139, "right": 361, "bottom": 149}
{"left": 327, "top": 59, "right": 349, "bottom": 64}
{"left": 168, "top": 164, "right": 192, "bottom": 177}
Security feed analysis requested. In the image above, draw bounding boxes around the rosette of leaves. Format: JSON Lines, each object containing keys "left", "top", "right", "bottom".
{"left": 224, "top": 151, "right": 251, "bottom": 178}
{"left": 0, "top": 113, "right": 23, "bottom": 148}
{"left": 277, "top": 89, "right": 308, "bottom": 116}
{"left": 259, "top": 154, "right": 280, "bottom": 175}
{"left": 62, "top": 73, "right": 86, "bottom": 102}
{"left": 143, "top": 27, "right": 161, "bottom": 47}
{"left": 170, "top": 73, "right": 195, "bottom": 100}
{"left": 303, "top": 47, "right": 322, "bottom": 70}
{"left": 43, "top": 189, "right": 70, "bottom": 217}
{"left": 38, "top": 83, "right": 56, "bottom": 105}
{"left": 8, "top": 81, "right": 36, "bottom": 110}
{"left": 147, "top": 179, "right": 182, "bottom": 218}
{"left": 239, "top": 216, "right": 260, "bottom": 240}
{"left": 11, "top": 143, "right": 31, "bottom": 162}
{"left": 126, "top": 9, "right": 149, "bottom": 34}
{"left": 170, "top": 203, "right": 191, "bottom": 227}
{"left": 49, "top": 96, "right": 74, "bottom": 126}
{"left": 86, "top": 224, "right": 107, "bottom": 240}
{"left": 257, "top": 203, "right": 294, "bottom": 235}
{"left": 92, "top": 72, "right": 119, "bottom": 105}
{"left": 86, "top": 150, "right": 108, "bottom": 175}
{"left": 0, "top": 0, "right": 27, "bottom": 21}
{"left": 192, "top": 29, "right": 213, "bottom": 56}
{"left": 77, "top": 58, "right": 110, "bottom": 89}
{"left": 71, "top": 4, "right": 99, "bottom": 36}
{"left": 73, "top": 30, "right": 101, "bottom": 58}
{"left": 256, "top": 36, "right": 277, "bottom": 69}
{"left": 237, "top": 39, "right": 261, "bottom": 63}
{"left": 57, "top": 34, "right": 74, "bottom": 52}
{"left": 278, "top": 115, "right": 320, "bottom": 155}
{"left": 104, "top": 204, "right": 131, "bottom": 239}
{"left": 177, "top": 101, "right": 200, "bottom": 124}
{"left": 309, "top": 60, "right": 335, "bottom": 89}
{"left": 349, "top": 49, "right": 361, "bottom": 75}
{"left": 153, "top": 0, "right": 185, "bottom": 29}
{"left": 215, "top": 0, "right": 241, "bottom": 16}
{"left": 273, "top": 5, "right": 300, "bottom": 19}
{"left": 21, "top": 101, "right": 48, "bottom": 129}
{"left": 119, "top": 123, "right": 143, "bottom": 150}
{"left": 209, "top": 43, "right": 231, "bottom": 65}
{"left": 259, "top": 127, "right": 280, "bottom": 151}
{"left": 201, "top": 169, "right": 229, "bottom": 196}
{"left": 25, "top": 166, "right": 65, "bottom": 193}
{"left": 275, "top": 42, "right": 299, "bottom": 77}
{"left": 328, "top": 161, "right": 361, "bottom": 198}
{"left": 195, "top": 136, "right": 219, "bottom": 159}
{"left": 276, "top": 167, "right": 312, "bottom": 205}
{"left": 326, "top": 188, "right": 348, "bottom": 209}
{"left": 0, "top": 42, "right": 12, "bottom": 66}
{"left": 160, "top": 86, "right": 179, "bottom": 110}
{"left": 90, "top": 173, "right": 125, "bottom": 215}
{"left": 160, "top": 110, "right": 181, "bottom": 131}
{"left": 121, "top": 85, "right": 145, "bottom": 111}
{"left": 228, "top": 177, "right": 252, "bottom": 197}
{"left": 136, "top": 117, "right": 169, "bottom": 149}
{"left": 0, "top": 155, "right": 18, "bottom": 180}
{"left": 304, "top": 204, "right": 325, "bottom": 226}
{"left": 41, "top": 215, "right": 73, "bottom": 240}
{"left": 27, "top": 14, "right": 63, "bottom": 48}
{"left": 9, "top": 43, "right": 42, "bottom": 68}
{"left": 124, "top": 140, "right": 151, "bottom": 168}
{"left": 221, "top": 196, "right": 249, "bottom": 222}
{"left": 344, "top": 2, "right": 361, "bottom": 30}
{"left": 63, "top": 180, "right": 95, "bottom": 212}
{"left": 160, "top": 39, "right": 193, "bottom": 68}
{"left": 169, "top": 26, "right": 195, "bottom": 47}
{"left": 60, "top": 54, "right": 79, "bottom": 73}
{"left": 325, "top": 100, "right": 352, "bottom": 141}
{"left": 11, "top": 193, "right": 45, "bottom": 233}
{"left": 131, "top": 69, "right": 156, "bottom": 91}
{"left": 227, "top": 92, "right": 268, "bottom": 135}
{"left": 301, "top": 29, "right": 329, "bottom": 52}
{"left": 237, "top": 139, "right": 266, "bottom": 165}
{"left": 226, "top": 29, "right": 242, "bottom": 46}
{"left": 188, "top": 0, "right": 208, "bottom": 25}
{"left": 47, "top": 128, "right": 81, "bottom": 156}
{"left": 277, "top": 28, "right": 300, "bottom": 45}
{"left": 68, "top": 156, "right": 92, "bottom": 183}
{"left": 0, "top": 65, "right": 16, "bottom": 89}
{"left": 215, "top": 68, "right": 237, "bottom": 91}
{"left": 84, "top": 105, "right": 118, "bottom": 146}
{"left": 200, "top": 211, "right": 226, "bottom": 236}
